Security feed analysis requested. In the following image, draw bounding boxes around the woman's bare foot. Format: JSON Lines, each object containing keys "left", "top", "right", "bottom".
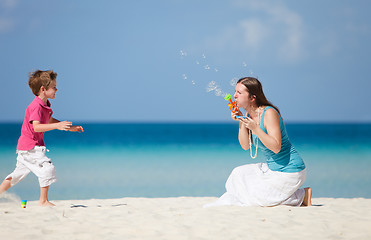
{"left": 39, "top": 200, "right": 55, "bottom": 207}
{"left": 302, "top": 187, "right": 312, "bottom": 206}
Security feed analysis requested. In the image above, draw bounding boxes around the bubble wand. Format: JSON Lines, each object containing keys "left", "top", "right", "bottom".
{"left": 225, "top": 93, "right": 241, "bottom": 113}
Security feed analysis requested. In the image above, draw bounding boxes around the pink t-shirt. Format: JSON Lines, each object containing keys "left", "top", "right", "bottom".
{"left": 17, "top": 96, "right": 53, "bottom": 150}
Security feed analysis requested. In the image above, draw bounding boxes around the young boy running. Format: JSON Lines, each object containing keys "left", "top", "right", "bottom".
{"left": 0, "top": 70, "right": 83, "bottom": 206}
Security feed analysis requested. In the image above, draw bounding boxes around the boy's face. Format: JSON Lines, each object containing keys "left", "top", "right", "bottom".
{"left": 43, "top": 80, "right": 58, "bottom": 99}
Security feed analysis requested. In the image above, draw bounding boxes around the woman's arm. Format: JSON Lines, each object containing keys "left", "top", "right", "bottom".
{"left": 231, "top": 110, "right": 251, "bottom": 150}
{"left": 238, "top": 121, "right": 251, "bottom": 150}
{"left": 253, "top": 108, "right": 282, "bottom": 153}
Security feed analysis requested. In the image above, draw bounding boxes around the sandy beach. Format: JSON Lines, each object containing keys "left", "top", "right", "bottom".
{"left": 1, "top": 195, "right": 370, "bottom": 240}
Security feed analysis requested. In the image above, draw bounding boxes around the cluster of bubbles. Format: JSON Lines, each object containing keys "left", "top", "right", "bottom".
{"left": 179, "top": 49, "right": 252, "bottom": 97}
{"left": 182, "top": 73, "right": 195, "bottom": 85}
{"left": 181, "top": 50, "right": 211, "bottom": 86}
{"left": 206, "top": 81, "right": 226, "bottom": 97}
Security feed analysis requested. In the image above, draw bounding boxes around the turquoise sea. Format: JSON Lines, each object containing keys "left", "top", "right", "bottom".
{"left": 1, "top": 123, "right": 370, "bottom": 201}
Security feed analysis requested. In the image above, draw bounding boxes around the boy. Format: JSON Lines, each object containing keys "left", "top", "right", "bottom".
{"left": 0, "top": 70, "right": 83, "bottom": 206}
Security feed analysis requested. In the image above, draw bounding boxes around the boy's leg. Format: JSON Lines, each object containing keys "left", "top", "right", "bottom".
{"left": 19, "top": 147, "right": 57, "bottom": 206}
{"left": 0, "top": 160, "right": 31, "bottom": 195}
{"left": 37, "top": 162, "right": 57, "bottom": 206}
{"left": 39, "top": 186, "right": 55, "bottom": 206}
{"left": 0, "top": 178, "right": 12, "bottom": 194}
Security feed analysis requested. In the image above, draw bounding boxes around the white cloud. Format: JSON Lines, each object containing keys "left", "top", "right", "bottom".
{"left": 0, "top": 0, "right": 18, "bottom": 33}
{"left": 0, "top": 17, "right": 14, "bottom": 33}
{"left": 267, "top": 4, "right": 304, "bottom": 60}
{"left": 345, "top": 22, "right": 370, "bottom": 35}
{"left": 0, "top": 0, "right": 18, "bottom": 9}
{"left": 317, "top": 33, "right": 339, "bottom": 57}
{"left": 240, "top": 18, "right": 269, "bottom": 50}
{"left": 201, "top": 0, "right": 305, "bottom": 63}
{"left": 241, "top": 0, "right": 305, "bottom": 61}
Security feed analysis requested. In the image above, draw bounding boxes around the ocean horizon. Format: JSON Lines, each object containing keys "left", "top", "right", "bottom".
{"left": 1, "top": 122, "right": 370, "bottom": 201}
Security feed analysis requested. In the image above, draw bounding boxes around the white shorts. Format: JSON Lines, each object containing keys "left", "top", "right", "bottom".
{"left": 5, "top": 146, "right": 57, "bottom": 188}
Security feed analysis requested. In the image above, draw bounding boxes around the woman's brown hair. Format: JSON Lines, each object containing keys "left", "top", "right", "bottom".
{"left": 237, "top": 77, "right": 280, "bottom": 115}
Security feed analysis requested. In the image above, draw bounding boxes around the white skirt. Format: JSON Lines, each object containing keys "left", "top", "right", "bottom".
{"left": 205, "top": 163, "right": 306, "bottom": 207}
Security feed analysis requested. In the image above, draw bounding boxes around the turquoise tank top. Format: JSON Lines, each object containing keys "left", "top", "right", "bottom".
{"left": 251, "top": 106, "right": 305, "bottom": 173}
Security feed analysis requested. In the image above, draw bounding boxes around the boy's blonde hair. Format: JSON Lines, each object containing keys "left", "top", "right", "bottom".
{"left": 28, "top": 70, "right": 57, "bottom": 96}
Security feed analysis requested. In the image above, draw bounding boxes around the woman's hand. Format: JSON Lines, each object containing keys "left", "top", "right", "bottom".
{"left": 239, "top": 117, "right": 259, "bottom": 133}
{"left": 231, "top": 109, "right": 243, "bottom": 121}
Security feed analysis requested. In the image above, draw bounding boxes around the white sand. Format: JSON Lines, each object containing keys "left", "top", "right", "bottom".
{"left": 1, "top": 196, "right": 370, "bottom": 240}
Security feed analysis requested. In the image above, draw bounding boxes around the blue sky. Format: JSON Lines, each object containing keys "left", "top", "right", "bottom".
{"left": 1, "top": 0, "right": 370, "bottom": 123}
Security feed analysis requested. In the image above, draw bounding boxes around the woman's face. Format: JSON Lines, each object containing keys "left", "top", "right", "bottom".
{"left": 233, "top": 83, "right": 251, "bottom": 108}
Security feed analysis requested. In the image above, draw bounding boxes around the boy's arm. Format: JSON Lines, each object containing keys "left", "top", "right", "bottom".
{"left": 43, "top": 117, "right": 83, "bottom": 132}
{"left": 69, "top": 125, "right": 84, "bottom": 132}
{"left": 49, "top": 117, "right": 60, "bottom": 124}
{"left": 33, "top": 120, "right": 72, "bottom": 132}
{"left": 50, "top": 117, "right": 84, "bottom": 132}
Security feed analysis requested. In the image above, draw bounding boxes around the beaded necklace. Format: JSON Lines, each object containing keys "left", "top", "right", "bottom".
{"left": 248, "top": 107, "right": 261, "bottom": 159}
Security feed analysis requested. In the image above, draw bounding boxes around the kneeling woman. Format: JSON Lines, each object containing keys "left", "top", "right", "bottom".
{"left": 206, "top": 77, "right": 312, "bottom": 207}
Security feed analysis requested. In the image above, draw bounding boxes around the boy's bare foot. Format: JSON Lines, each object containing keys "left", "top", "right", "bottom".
{"left": 39, "top": 200, "right": 55, "bottom": 207}
{"left": 302, "top": 187, "right": 312, "bottom": 206}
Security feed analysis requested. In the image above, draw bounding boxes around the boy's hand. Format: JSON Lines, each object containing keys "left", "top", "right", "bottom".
{"left": 57, "top": 121, "right": 72, "bottom": 131}
{"left": 69, "top": 125, "right": 84, "bottom": 132}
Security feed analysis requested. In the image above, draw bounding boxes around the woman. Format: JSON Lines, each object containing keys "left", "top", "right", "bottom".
{"left": 206, "top": 77, "right": 312, "bottom": 207}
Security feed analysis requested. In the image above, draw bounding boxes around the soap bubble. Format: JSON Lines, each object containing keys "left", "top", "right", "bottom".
{"left": 230, "top": 77, "right": 238, "bottom": 86}
{"left": 206, "top": 81, "right": 218, "bottom": 92}
{"left": 196, "top": 61, "right": 200, "bottom": 65}
{"left": 191, "top": 80, "right": 196, "bottom": 85}
{"left": 214, "top": 68, "right": 219, "bottom": 72}
{"left": 202, "top": 54, "right": 206, "bottom": 59}
{"left": 206, "top": 81, "right": 227, "bottom": 97}
{"left": 215, "top": 88, "right": 222, "bottom": 96}
{"left": 182, "top": 74, "right": 187, "bottom": 80}
{"left": 179, "top": 50, "right": 187, "bottom": 58}
{"left": 242, "top": 62, "right": 247, "bottom": 67}
{"left": 204, "top": 65, "right": 210, "bottom": 70}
